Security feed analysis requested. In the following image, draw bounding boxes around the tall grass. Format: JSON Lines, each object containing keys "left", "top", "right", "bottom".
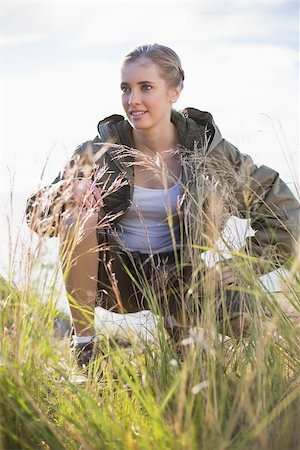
{"left": 0, "top": 144, "right": 299, "bottom": 449}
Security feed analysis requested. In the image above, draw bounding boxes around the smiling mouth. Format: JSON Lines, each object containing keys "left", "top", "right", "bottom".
{"left": 129, "top": 111, "right": 147, "bottom": 117}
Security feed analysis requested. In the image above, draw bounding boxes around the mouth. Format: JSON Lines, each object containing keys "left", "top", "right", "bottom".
{"left": 129, "top": 110, "right": 147, "bottom": 118}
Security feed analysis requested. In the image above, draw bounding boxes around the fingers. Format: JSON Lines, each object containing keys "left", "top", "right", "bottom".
{"left": 91, "top": 185, "right": 102, "bottom": 203}
{"left": 63, "top": 179, "right": 103, "bottom": 210}
{"left": 89, "top": 186, "right": 104, "bottom": 209}
{"left": 82, "top": 187, "right": 103, "bottom": 210}
{"left": 221, "top": 269, "right": 235, "bottom": 286}
{"left": 215, "top": 264, "right": 235, "bottom": 286}
{"left": 62, "top": 179, "right": 88, "bottom": 208}
{"left": 59, "top": 179, "right": 103, "bottom": 239}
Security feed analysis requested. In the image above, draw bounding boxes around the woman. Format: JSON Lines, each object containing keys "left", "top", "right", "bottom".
{"left": 26, "top": 44, "right": 299, "bottom": 367}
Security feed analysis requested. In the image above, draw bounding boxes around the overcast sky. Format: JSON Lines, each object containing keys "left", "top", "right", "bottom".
{"left": 0, "top": 0, "right": 299, "bottom": 276}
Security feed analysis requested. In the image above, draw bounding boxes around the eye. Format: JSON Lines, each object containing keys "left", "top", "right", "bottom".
{"left": 121, "top": 86, "right": 130, "bottom": 93}
{"left": 141, "top": 84, "right": 152, "bottom": 91}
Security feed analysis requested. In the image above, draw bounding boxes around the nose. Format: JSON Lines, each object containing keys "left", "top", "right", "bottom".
{"left": 128, "top": 88, "right": 140, "bottom": 105}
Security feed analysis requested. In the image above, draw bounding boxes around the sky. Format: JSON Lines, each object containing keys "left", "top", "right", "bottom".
{"left": 0, "top": 0, "right": 299, "bottom": 297}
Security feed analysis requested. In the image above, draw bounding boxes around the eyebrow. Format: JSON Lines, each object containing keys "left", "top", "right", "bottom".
{"left": 120, "top": 80, "right": 156, "bottom": 86}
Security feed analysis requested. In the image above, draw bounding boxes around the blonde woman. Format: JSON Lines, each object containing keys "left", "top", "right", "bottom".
{"left": 27, "top": 44, "right": 299, "bottom": 368}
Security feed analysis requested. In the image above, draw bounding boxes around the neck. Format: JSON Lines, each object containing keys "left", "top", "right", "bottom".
{"left": 133, "top": 119, "right": 178, "bottom": 155}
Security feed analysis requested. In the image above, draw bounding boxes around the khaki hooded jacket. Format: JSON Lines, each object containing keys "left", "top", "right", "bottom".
{"left": 26, "top": 108, "right": 300, "bottom": 274}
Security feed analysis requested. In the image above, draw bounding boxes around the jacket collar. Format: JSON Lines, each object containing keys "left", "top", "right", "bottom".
{"left": 97, "top": 107, "right": 222, "bottom": 156}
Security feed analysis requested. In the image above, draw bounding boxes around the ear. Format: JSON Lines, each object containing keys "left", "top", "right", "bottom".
{"left": 169, "top": 85, "right": 182, "bottom": 104}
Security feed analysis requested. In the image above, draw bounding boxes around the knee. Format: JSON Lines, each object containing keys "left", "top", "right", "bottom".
{"left": 60, "top": 210, "right": 99, "bottom": 242}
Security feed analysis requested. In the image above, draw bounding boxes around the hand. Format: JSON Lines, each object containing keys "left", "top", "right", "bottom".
{"left": 63, "top": 179, "right": 103, "bottom": 212}
{"left": 59, "top": 179, "right": 103, "bottom": 235}
{"left": 215, "top": 263, "right": 236, "bottom": 286}
{"left": 206, "top": 263, "right": 236, "bottom": 287}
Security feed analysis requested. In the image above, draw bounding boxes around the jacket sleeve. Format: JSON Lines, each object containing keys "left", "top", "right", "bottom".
{"left": 25, "top": 136, "right": 103, "bottom": 237}
{"left": 26, "top": 175, "right": 67, "bottom": 237}
{"left": 213, "top": 139, "right": 300, "bottom": 273}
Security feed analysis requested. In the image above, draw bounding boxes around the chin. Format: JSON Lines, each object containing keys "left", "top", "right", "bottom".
{"left": 130, "top": 121, "right": 150, "bottom": 130}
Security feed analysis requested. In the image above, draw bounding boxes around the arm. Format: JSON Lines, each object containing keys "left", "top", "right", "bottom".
{"left": 26, "top": 137, "right": 104, "bottom": 237}
{"left": 212, "top": 139, "right": 300, "bottom": 274}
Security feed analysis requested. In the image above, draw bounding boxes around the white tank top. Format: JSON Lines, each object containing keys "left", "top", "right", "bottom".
{"left": 116, "top": 181, "right": 183, "bottom": 253}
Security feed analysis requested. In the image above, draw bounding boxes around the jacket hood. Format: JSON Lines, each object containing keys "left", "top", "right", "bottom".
{"left": 171, "top": 107, "right": 223, "bottom": 153}
{"left": 97, "top": 107, "right": 223, "bottom": 154}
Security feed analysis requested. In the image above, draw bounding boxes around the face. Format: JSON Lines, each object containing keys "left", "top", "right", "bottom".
{"left": 120, "top": 58, "right": 180, "bottom": 132}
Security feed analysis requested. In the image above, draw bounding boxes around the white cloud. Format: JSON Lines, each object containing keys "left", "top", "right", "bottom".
{"left": 0, "top": 33, "right": 47, "bottom": 46}
{"left": 0, "top": 2, "right": 297, "bottom": 51}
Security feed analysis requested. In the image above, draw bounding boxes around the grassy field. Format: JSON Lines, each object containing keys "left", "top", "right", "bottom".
{"left": 1, "top": 150, "right": 299, "bottom": 449}
{"left": 1, "top": 251, "right": 299, "bottom": 450}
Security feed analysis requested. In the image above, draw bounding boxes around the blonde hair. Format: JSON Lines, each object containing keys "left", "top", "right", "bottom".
{"left": 122, "top": 43, "right": 185, "bottom": 88}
